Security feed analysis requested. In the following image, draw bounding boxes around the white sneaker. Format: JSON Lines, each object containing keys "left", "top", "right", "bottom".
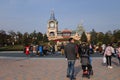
{"left": 109, "top": 66, "right": 113, "bottom": 69}
{"left": 107, "top": 66, "right": 110, "bottom": 68}
{"left": 107, "top": 66, "right": 113, "bottom": 68}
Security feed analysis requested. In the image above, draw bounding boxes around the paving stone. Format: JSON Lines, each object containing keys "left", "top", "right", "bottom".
{"left": 0, "top": 57, "right": 120, "bottom": 80}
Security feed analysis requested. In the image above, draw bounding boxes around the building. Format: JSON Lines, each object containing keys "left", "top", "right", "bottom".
{"left": 47, "top": 11, "right": 90, "bottom": 42}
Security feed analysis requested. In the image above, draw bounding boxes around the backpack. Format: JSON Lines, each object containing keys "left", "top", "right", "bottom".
{"left": 81, "top": 48, "right": 90, "bottom": 65}
{"left": 78, "top": 44, "right": 90, "bottom": 58}
{"left": 81, "top": 46, "right": 89, "bottom": 57}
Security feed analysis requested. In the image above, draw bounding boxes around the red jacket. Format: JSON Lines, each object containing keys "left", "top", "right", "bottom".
{"left": 25, "top": 46, "right": 30, "bottom": 55}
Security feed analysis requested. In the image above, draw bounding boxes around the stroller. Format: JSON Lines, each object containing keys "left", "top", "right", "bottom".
{"left": 81, "top": 51, "right": 93, "bottom": 79}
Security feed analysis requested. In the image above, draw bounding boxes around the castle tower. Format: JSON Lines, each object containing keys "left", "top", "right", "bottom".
{"left": 76, "top": 23, "right": 85, "bottom": 36}
{"left": 47, "top": 10, "right": 58, "bottom": 40}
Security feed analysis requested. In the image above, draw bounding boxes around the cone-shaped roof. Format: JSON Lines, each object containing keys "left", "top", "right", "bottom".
{"left": 50, "top": 10, "right": 56, "bottom": 20}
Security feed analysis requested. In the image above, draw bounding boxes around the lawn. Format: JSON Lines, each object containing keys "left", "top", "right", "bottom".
{"left": 0, "top": 45, "right": 24, "bottom": 51}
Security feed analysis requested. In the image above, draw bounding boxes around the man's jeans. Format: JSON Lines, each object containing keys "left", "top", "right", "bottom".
{"left": 67, "top": 60, "right": 75, "bottom": 78}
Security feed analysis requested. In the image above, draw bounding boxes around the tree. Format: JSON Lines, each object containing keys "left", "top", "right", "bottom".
{"left": 30, "top": 30, "right": 37, "bottom": 45}
{"left": 81, "top": 32, "right": 87, "bottom": 42}
{"left": 97, "top": 32, "right": 104, "bottom": 44}
{"left": 113, "top": 29, "right": 120, "bottom": 42}
{"left": 0, "top": 30, "right": 7, "bottom": 46}
{"left": 29, "top": 31, "right": 43, "bottom": 45}
{"left": 43, "top": 34, "right": 48, "bottom": 42}
{"left": 103, "top": 32, "right": 111, "bottom": 44}
{"left": 8, "top": 30, "right": 17, "bottom": 45}
{"left": 90, "top": 29, "right": 97, "bottom": 45}
{"left": 37, "top": 32, "right": 43, "bottom": 41}
{"left": 16, "top": 31, "right": 23, "bottom": 44}
{"left": 23, "top": 32, "right": 31, "bottom": 46}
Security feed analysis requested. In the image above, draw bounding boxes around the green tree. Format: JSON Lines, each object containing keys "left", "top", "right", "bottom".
{"left": 90, "top": 29, "right": 97, "bottom": 45}
{"left": 30, "top": 30, "right": 37, "bottom": 45}
{"left": 97, "top": 32, "right": 104, "bottom": 44}
{"left": 43, "top": 34, "right": 49, "bottom": 42}
{"left": 16, "top": 31, "right": 23, "bottom": 44}
{"left": 0, "top": 30, "right": 7, "bottom": 46}
{"left": 81, "top": 32, "right": 87, "bottom": 42}
{"left": 23, "top": 32, "right": 31, "bottom": 46}
{"left": 37, "top": 32, "right": 43, "bottom": 40}
{"left": 103, "top": 31, "right": 112, "bottom": 44}
{"left": 113, "top": 29, "right": 120, "bottom": 42}
{"left": 8, "top": 30, "right": 17, "bottom": 45}
{"left": 30, "top": 31, "right": 43, "bottom": 45}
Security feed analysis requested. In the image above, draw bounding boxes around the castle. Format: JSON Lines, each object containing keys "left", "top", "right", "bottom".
{"left": 47, "top": 11, "right": 90, "bottom": 42}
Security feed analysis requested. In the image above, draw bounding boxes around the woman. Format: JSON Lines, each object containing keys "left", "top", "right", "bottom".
{"left": 104, "top": 44, "right": 114, "bottom": 69}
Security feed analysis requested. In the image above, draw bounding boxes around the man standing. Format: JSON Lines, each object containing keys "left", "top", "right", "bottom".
{"left": 64, "top": 38, "right": 77, "bottom": 80}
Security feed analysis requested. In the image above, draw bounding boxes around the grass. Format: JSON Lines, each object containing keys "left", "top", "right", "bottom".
{"left": 0, "top": 45, "right": 24, "bottom": 51}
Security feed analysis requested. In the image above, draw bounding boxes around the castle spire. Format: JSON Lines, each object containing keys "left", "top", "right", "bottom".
{"left": 50, "top": 10, "right": 56, "bottom": 20}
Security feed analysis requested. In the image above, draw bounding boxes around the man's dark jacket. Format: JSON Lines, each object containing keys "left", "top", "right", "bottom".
{"left": 64, "top": 42, "right": 77, "bottom": 60}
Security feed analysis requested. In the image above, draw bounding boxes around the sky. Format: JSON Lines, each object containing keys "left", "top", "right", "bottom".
{"left": 0, "top": 0, "right": 120, "bottom": 34}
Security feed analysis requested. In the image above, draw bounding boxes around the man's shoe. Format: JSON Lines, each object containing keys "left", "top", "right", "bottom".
{"left": 72, "top": 77, "right": 76, "bottom": 79}
{"left": 66, "top": 75, "right": 70, "bottom": 78}
{"left": 70, "top": 77, "right": 76, "bottom": 80}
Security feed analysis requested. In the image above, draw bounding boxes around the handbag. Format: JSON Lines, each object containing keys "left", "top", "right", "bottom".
{"left": 103, "top": 56, "right": 106, "bottom": 63}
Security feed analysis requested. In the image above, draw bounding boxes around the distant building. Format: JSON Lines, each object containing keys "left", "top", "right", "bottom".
{"left": 47, "top": 11, "right": 90, "bottom": 42}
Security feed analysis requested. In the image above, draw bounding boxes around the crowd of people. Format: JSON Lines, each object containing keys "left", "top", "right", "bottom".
{"left": 64, "top": 38, "right": 120, "bottom": 80}
{"left": 64, "top": 38, "right": 94, "bottom": 80}
{"left": 24, "top": 44, "right": 55, "bottom": 57}
{"left": 23, "top": 38, "right": 120, "bottom": 80}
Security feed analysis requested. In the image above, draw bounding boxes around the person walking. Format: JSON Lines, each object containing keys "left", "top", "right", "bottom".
{"left": 25, "top": 45, "right": 30, "bottom": 56}
{"left": 78, "top": 43, "right": 93, "bottom": 78}
{"left": 64, "top": 38, "right": 77, "bottom": 80}
{"left": 104, "top": 43, "right": 114, "bottom": 69}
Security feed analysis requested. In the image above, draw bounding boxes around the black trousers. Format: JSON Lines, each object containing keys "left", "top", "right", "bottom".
{"left": 106, "top": 55, "right": 112, "bottom": 66}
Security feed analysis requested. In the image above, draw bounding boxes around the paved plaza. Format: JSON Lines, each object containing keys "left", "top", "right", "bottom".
{"left": 0, "top": 56, "right": 120, "bottom": 80}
